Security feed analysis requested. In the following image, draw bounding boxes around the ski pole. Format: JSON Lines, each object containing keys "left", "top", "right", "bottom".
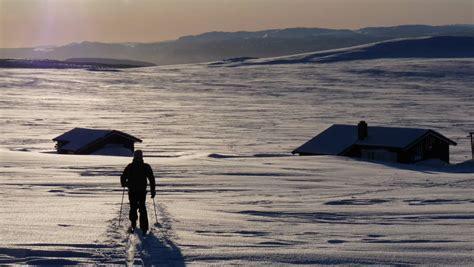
{"left": 152, "top": 197, "right": 159, "bottom": 225}
{"left": 118, "top": 187, "right": 126, "bottom": 227}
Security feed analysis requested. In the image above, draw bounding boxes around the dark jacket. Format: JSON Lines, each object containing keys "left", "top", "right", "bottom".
{"left": 121, "top": 159, "right": 156, "bottom": 193}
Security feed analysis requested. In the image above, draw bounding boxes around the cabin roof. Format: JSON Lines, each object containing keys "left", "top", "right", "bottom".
{"left": 53, "top": 127, "right": 142, "bottom": 152}
{"left": 292, "top": 124, "right": 456, "bottom": 155}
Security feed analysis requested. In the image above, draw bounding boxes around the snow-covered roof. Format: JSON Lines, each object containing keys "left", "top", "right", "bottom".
{"left": 293, "top": 125, "right": 358, "bottom": 155}
{"left": 354, "top": 126, "right": 428, "bottom": 148}
{"left": 292, "top": 124, "right": 456, "bottom": 155}
{"left": 53, "top": 128, "right": 142, "bottom": 152}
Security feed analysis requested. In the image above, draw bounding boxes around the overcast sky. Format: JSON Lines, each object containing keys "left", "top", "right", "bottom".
{"left": 1, "top": 0, "right": 472, "bottom": 48}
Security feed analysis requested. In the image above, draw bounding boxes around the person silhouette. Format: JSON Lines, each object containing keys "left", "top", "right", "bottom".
{"left": 120, "top": 150, "right": 156, "bottom": 235}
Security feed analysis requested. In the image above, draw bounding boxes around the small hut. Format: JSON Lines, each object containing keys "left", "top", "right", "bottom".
{"left": 292, "top": 121, "right": 457, "bottom": 164}
{"left": 53, "top": 128, "right": 142, "bottom": 156}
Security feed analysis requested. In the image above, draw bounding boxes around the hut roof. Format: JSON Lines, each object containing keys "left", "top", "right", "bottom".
{"left": 53, "top": 128, "right": 142, "bottom": 152}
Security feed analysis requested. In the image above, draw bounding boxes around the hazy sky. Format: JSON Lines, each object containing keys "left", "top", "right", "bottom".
{"left": 1, "top": 0, "right": 472, "bottom": 48}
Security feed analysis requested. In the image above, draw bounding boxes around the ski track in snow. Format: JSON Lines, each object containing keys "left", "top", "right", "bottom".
{"left": 98, "top": 200, "right": 184, "bottom": 265}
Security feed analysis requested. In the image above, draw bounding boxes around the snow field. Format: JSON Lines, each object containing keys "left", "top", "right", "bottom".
{"left": 1, "top": 58, "right": 473, "bottom": 264}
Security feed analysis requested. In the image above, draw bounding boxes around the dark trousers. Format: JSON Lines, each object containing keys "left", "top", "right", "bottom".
{"left": 128, "top": 190, "right": 148, "bottom": 232}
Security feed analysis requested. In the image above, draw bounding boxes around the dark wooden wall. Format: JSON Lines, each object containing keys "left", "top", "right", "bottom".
{"left": 402, "top": 134, "right": 450, "bottom": 163}
{"left": 344, "top": 134, "right": 451, "bottom": 164}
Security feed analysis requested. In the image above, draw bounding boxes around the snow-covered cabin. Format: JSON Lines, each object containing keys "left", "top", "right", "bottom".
{"left": 292, "top": 121, "right": 457, "bottom": 164}
{"left": 53, "top": 128, "right": 142, "bottom": 156}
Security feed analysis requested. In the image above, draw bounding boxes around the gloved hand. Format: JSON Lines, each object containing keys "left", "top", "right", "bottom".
{"left": 151, "top": 190, "right": 156, "bottom": 199}
{"left": 120, "top": 176, "right": 127, "bottom": 187}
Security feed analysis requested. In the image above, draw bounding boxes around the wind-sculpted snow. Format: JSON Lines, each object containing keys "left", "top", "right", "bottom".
{"left": 0, "top": 59, "right": 473, "bottom": 264}
{"left": 212, "top": 36, "right": 474, "bottom": 66}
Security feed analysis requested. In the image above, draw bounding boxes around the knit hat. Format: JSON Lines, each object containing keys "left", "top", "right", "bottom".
{"left": 133, "top": 150, "right": 143, "bottom": 161}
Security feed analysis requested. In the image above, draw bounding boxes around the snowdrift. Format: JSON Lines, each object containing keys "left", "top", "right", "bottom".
{"left": 211, "top": 36, "right": 474, "bottom": 67}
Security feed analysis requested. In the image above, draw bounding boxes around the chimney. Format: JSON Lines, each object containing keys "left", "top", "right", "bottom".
{"left": 358, "top": 121, "right": 368, "bottom": 140}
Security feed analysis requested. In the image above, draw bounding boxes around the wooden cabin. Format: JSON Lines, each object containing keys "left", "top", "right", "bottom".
{"left": 292, "top": 121, "right": 457, "bottom": 164}
{"left": 53, "top": 128, "right": 142, "bottom": 156}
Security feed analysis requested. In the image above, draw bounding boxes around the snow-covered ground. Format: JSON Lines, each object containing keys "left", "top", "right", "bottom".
{"left": 1, "top": 58, "right": 473, "bottom": 265}
{"left": 210, "top": 36, "right": 474, "bottom": 67}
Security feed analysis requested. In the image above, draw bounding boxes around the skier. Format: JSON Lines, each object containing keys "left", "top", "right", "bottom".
{"left": 121, "top": 150, "right": 156, "bottom": 235}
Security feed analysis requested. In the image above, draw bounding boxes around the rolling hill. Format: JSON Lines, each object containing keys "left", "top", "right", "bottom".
{"left": 210, "top": 36, "right": 474, "bottom": 67}
{"left": 1, "top": 25, "right": 473, "bottom": 66}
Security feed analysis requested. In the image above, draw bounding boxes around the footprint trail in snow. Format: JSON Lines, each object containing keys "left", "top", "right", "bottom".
{"left": 101, "top": 200, "right": 185, "bottom": 266}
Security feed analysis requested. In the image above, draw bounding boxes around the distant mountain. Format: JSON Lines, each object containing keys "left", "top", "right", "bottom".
{"left": 177, "top": 27, "right": 357, "bottom": 41}
{"left": 211, "top": 36, "right": 474, "bottom": 67}
{"left": 1, "top": 25, "right": 473, "bottom": 66}
{"left": 357, "top": 24, "right": 474, "bottom": 38}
